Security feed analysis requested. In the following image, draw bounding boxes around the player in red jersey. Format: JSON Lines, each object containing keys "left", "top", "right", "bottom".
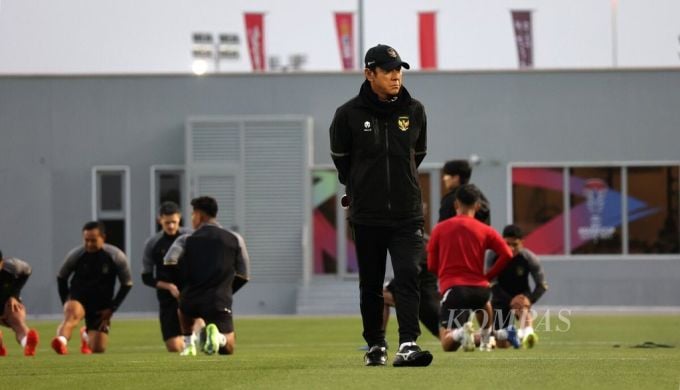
{"left": 427, "top": 184, "right": 514, "bottom": 352}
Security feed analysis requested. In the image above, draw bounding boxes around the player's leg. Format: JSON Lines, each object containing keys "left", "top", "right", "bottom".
{"left": 159, "top": 301, "right": 184, "bottom": 352}
{"left": 52, "top": 299, "right": 85, "bottom": 354}
{"left": 438, "top": 287, "right": 471, "bottom": 352}
{"left": 2, "top": 298, "right": 39, "bottom": 356}
{"left": 352, "top": 224, "right": 389, "bottom": 352}
{"left": 177, "top": 307, "right": 198, "bottom": 356}
{"left": 418, "top": 267, "right": 442, "bottom": 340}
{"left": 390, "top": 223, "right": 433, "bottom": 367}
{"left": 87, "top": 330, "right": 108, "bottom": 353}
{"left": 475, "top": 301, "right": 494, "bottom": 351}
{"left": 511, "top": 294, "right": 537, "bottom": 347}
{"left": 203, "top": 308, "right": 235, "bottom": 355}
{"left": 0, "top": 305, "right": 8, "bottom": 355}
{"left": 492, "top": 301, "right": 517, "bottom": 349}
{"left": 3, "top": 298, "right": 28, "bottom": 343}
{"left": 388, "top": 224, "right": 423, "bottom": 347}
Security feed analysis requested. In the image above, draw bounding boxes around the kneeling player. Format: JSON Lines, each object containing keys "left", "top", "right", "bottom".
{"left": 0, "top": 250, "right": 39, "bottom": 356}
{"left": 490, "top": 224, "right": 548, "bottom": 349}
{"left": 52, "top": 222, "right": 133, "bottom": 354}
{"left": 164, "top": 196, "right": 250, "bottom": 356}
{"left": 427, "top": 184, "right": 514, "bottom": 352}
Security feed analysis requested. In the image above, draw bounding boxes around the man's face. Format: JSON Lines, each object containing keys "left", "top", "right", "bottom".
{"left": 365, "top": 66, "right": 402, "bottom": 100}
{"left": 504, "top": 237, "right": 523, "bottom": 256}
{"left": 159, "top": 213, "right": 181, "bottom": 236}
{"left": 443, "top": 174, "right": 460, "bottom": 191}
{"left": 83, "top": 228, "right": 105, "bottom": 253}
{"left": 191, "top": 210, "right": 204, "bottom": 229}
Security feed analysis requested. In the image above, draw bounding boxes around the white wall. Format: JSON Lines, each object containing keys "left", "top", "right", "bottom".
{"left": 0, "top": 0, "right": 679, "bottom": 74}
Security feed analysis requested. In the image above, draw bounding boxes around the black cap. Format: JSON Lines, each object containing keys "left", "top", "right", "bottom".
{"left": 364, "top": 44, "right": 410, "bottom": 70}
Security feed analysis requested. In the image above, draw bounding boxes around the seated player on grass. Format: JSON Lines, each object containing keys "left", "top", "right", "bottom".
{"left": 427, "top": 184, "right": 514, "bottom": 352}
{"left": 489, "top": 224, "right": 548, "bottom": 349}
{"left": 164, "top": 196, "right": 250, "bottom": 356}
{"left": 0, "top": 250, "right": 39, "bottom": 356}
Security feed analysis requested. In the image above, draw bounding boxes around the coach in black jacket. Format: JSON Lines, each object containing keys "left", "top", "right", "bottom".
{"left": 330, "top": 44, "right": 431, "bottom": 367}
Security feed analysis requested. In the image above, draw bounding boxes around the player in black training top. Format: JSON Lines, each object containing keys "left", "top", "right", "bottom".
{"left": 141, "top": 201, "right": 194, "bottom": 352}
{"left": 0, "top": 249, "right": 39, "bottom": 356}
{"left": 164, "top": 196, "right": 249, "bottom": 356}
{"left": 489, "top": 224, "right": 548, "bottom": 349}
{"left": 52, "top": 221, "right": 133, "bottom": 355}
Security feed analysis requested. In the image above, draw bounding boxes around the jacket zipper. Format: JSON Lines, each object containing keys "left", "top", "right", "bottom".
{"left": 383, "top": 119, "right": 392, "bottom": 212}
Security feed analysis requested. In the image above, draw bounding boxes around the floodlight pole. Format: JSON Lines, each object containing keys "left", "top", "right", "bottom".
{"left": 358, "top": 0, "right": 364, "bottom": 70}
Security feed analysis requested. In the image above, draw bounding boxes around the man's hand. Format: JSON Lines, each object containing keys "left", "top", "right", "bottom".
{"left": 97, "top": 308, "right": 113, "bottom": 331}
{"left": 157, "top": 281, "right": 180, "bottom": 300}
{"left": 510, "top": 294, "right": 531, "bottom": 311}
{"left": 7, "top": 297, "right": 24, "bottom": 313}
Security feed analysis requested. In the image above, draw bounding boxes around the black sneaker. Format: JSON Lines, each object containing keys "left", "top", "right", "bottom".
{"left": 364, "top": 345, "right": 387, "bottom": 366}
{"left": 392, "top": 343, "right": 433, "bottom": 367}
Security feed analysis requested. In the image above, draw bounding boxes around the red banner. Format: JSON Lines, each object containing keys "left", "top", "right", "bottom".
{"left": 511, "top": 10, "right": 533, "bottom": 68}
{"left": 244, "top": 13, "right": 266, "bottom": 71}
{"left": 418, "top": 12, "right": 438, "bottom": 70}
{"left": 334, "top": 12, "right": 355, "bottom": 70}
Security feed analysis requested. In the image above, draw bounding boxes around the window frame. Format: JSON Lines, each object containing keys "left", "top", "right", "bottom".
{"left": 508, "top": 161, "right": 680, "bottom": 261}
{"left": 91, "top": 165, "right": 131, "bottom": 255}
{"left": 149, "top": 165, "right": 186, "bottom": 235}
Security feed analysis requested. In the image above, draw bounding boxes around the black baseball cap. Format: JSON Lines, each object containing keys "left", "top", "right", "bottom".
{"left": 364, "top": 44, "right": 410, "bottom": 70}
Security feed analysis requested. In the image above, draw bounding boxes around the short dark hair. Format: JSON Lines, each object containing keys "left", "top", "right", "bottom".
{"left": 443, "top": 160, "right": 472, "bottom": 184}
{"left": 502, "top": 224, "right": 523, "bottom": 239}
{"left": 0, "top": 249, "right": 3, "bottom": 260}
{"left": 191, "top": 196, "right": 218, "bottom": 218}
{"left": 82, "top": 221, "right": 106, "bottom": 235}
{"left": 159, "top": 201, "right": 181, "bottom": 216}
{"left": 455, "top": 183, "right": 481, "bottom": 206}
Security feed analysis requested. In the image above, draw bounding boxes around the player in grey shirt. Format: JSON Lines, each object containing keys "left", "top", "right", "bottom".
{"left": 51, "top": 221, "right": 132, "bottom": 355}
{"left": 0, "top": 249, "right": 39, "bottom": 356}
{"left": 489, "top": 224, "right": 548, "bottom": 349}
{"left": 141, "top": 201, "right": 194, "bottom": 352}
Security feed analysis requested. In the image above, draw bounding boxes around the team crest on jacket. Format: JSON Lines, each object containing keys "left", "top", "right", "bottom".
{"left": 397, "top": 116, "right": 410, "bottom": 131}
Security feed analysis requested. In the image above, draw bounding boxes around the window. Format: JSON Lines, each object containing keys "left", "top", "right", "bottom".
{"left": 92, "top": 166, "right": 130, "bottom": 253}
{"left": 510, "top": 163, "right": 680, "bottom": 257}
{"left": 150, "top": 166, "right": 185, "bottom": 233}
{"left": 511, "top": 167, "right": 565, "bottom": 255}
{"left": 569, "top": 167, "right": 622, "bottom": 255}
{"left": 311, "top": 166, "right": 441, "bottom": 276}
{"left": 627, "top": 166, "right": 679, "bottom": 254}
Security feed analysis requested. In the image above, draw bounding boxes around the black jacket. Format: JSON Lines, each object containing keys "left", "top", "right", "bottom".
{"left": 330, "top": 81, "right": 427, "bottom": 225}
{"left": 439, "top": 186, "right": 491, "bottom": 224}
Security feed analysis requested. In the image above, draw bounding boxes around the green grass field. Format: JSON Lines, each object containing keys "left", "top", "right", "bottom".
{"left": 1, "top": 314, "right": 679, "bottom": 389}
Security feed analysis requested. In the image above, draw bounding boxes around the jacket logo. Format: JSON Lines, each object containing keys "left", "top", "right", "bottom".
{"left": 363, "top": 121, "right": 372, "bottom": 132}
{"left": 397, "top": 116, "right": 409, "bottom": 131}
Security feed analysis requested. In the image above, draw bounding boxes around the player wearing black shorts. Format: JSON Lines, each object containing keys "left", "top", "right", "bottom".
{"left": 489, "top": 224, "right": 547, "bottom": 349}
{"left": 52, "top": 221, "right": 133, "bottom": 355}
{"left": 164, "top": 196, "right": 249, "bottom": 356}
{"left": 141, "top": 201, "right": 192, "bottom": 352}
{"left": 427, "top": 184, "right": 514, "bottom": 352}
{"left": 0, "top": 250, "right": 39, "bottom": 356}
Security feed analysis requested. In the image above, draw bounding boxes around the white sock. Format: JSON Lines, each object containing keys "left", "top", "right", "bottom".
{"left": 183, "top": 335, "right": 194, "bottom": 347}
{"left": 496, "top": 329, "right": 508, "bottom": 341}
{"left": 523, "top": 326, "right": 534, "bottom": 335}
{"left": 480, "top": 328, "right": 491, "bottom": 344}
{"left": 20, "top": 336, "right": 27, "bottom": 348}
{"left": 81, "top": 329, "right": 89, "bottom": 343}
{"left": 451, "top": 328, "right": 464, "bottom": 342}
{"left": 217, "top": 333, "right": 227, "bottom": 347}
{"left": 58, "top": 335, "right": 68, "bottom": 345}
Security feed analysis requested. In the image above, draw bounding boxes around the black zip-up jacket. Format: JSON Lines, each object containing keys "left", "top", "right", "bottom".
{"left": 330, "top": 80, "right": 427, "bottom": 225}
